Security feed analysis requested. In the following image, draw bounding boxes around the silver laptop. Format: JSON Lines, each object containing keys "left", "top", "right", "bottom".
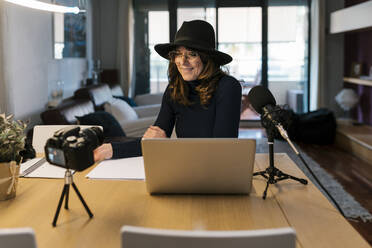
{"left": 141, "top": 138, "right": 256, "bottom": 194}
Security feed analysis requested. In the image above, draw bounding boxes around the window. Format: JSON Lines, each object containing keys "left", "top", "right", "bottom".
{"left": 148, "top": 11, "right": 169, "bottom": 93}
{"left": 177, "top": 7, "right": 216, "bottom": 30}
{"left": 218, "top": 7, "right": 262, "bottom": 83}
{"left": 133, "top": 0, "right": 310, "bottom": 118}
{"left": 218, "top": 7, "right": 262, "bottom": 120}
{"left": 268, "top": 5, "right": 309, "bottom": 112}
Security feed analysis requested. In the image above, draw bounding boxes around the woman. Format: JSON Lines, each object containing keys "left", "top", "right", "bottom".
{"left": 94, "top": 20, "right": 241, "bottom": 161}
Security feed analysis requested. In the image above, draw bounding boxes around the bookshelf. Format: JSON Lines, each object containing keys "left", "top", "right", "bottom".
{"left": 343, "top": 77, "right": 372, "bottom": 87}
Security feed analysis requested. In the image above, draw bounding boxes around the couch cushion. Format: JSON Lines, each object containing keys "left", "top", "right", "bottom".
{"left": 117, "top": 116, "right": 157, "bottom": 137}
{"left": 74, "top": 84, "right": 113, "bottom": 110}
{"left": 110, "top": 84, "right": 124, "bottom": 97}
{"left": 134, "top": 93, "right": 163, "bottom": 106}
{"left": 41, "top": 99, "right": 95, "bottom": 124}
{"left": 113, "top": 96, "right": 137, "bottom": 107}
{"left": 76, "top": 111, "right": 126, "bottom": 137}
{"left": 104, "top": 99, "right": 138, "bottom": 122}
{"left": 133, "top": 104, "right": 161, "bottom": 118}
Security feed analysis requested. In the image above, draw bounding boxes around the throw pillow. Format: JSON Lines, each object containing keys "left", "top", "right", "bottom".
{"left": 113, "top": 95, "right": 137, "bottom": 107}
{"left": 104, "top": 98, "right": 138, "bottom": 122}
{"left": 76, "top": 111, "right": 126, "bottom": 137}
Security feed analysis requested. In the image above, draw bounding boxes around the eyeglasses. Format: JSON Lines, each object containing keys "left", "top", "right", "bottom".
{"left": 168, "top": 50, "right": 200, "bottom": 62}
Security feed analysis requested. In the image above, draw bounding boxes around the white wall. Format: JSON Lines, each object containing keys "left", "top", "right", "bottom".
{"left": 0, "top": 2, "right": 6, "bottom": 115}
{"left": 0, "top": 2, "right": 51, "bottom": 125}
{"left": 48, "top": 59, "right": 87, "bottom": 99}
{"left": 0, "top": 1, "right": 88, "bottom": 127}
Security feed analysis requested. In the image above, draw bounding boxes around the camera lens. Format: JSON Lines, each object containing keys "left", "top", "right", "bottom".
{"left": 80, "top": 127, "right": 104, "bottom": 148}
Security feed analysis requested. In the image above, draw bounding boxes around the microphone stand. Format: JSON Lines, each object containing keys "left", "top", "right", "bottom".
{"left": 255, "top": 107, "right": 346, "bottom": 217}
{"left": 254, "top": 134, "right": 308, "bottom": 199}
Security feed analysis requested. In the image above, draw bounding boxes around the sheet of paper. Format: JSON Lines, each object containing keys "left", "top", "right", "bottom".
{"left": 86, "top": 156, "right": 145, "bottom": 180}
{"left": 20, "top": 158, "right": 73, "bottom": 178}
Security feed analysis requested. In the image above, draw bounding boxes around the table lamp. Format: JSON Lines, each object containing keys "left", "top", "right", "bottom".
{"left": 335, "top": 88, "right": 359, "bottom": 122}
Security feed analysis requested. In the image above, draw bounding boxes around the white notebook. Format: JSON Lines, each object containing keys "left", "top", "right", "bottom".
{"left": 20, "top": 157, "right": 74, "bottom": 178}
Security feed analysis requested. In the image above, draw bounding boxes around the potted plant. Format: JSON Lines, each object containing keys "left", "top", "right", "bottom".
{"left": 0, "top": 113, "right": 27, "bottom": 200}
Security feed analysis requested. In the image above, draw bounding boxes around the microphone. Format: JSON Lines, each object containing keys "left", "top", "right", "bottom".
{"left": 247, "top": 86, "right": 298, "bottom": 154}
{"left": 247, "top": 85, "right": 276, "bottom": 114}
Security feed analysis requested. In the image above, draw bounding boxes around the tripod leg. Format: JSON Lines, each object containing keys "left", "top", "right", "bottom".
{"left": 52, "top": 184, "right": 68, "bottom": 227}
{"left": 262, "top": 181, "right": 270, "bottom": 200}
{"left": 287, "top": 175, "right": 308, "bottom": 185}
{"left": 64, "top": 184, "right": 70, "bottom": 209}
{"left": 71, "top": 183, "right": 93, "bottom": 218}
{"left": 277, "top": 171, "right": 308, "bottom": 185}
{"left": 253, "top": 171, "right": 269, "bottom": 179}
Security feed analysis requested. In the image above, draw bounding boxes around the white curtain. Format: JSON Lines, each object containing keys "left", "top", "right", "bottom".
{"left": 310, "top": 0, "right": 326, "bottom": 111}
{"left": 116, "top": 0, "right": 134, "bottom": 97}
{"left": 0, "top": 1, "right": 7, "bottom": 114}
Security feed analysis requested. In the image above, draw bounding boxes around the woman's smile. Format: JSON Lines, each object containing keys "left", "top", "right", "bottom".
{"left": 175, "top": 46, "right": 204, "bottom": 81}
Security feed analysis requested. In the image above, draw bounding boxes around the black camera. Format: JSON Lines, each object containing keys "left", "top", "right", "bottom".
{"left": 45, "top": 126, "right": 104, "bottom": 171}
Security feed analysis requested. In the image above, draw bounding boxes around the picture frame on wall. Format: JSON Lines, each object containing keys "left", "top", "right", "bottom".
{"left": 53, "top": 0, "right": 86, "bottom": 59}
{"left": 350, "top": 62, "right": 362, "bottom": 78}
{"left": 360, "top": 66, "right": 372, "bottom": 80}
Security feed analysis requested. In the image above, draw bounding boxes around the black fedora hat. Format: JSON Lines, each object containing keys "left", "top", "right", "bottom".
{"left": 155, "top": 20, "right": 232, "bottom": 66}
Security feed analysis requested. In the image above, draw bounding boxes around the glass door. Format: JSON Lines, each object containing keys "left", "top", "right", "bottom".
{"left": 218, "top": 7, "right": 262, "bottom": 120}
{"left": 148, "top": 11, "right": 170, "bottom": 93}
{"left": 268, "top": 2, "right": 309, "bottom": 113}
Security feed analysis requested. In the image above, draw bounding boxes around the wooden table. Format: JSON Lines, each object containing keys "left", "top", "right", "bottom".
{"left": 0, "top": 154, "right": 369, "bottom": 248}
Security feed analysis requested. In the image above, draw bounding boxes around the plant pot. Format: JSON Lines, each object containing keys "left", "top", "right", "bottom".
{"left": 0, "top": 161, "right": 20, "bottom": 200}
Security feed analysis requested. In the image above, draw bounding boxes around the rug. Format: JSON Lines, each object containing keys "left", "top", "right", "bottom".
{"left": 254, "top": 138, "right": 372, "bottom": 222}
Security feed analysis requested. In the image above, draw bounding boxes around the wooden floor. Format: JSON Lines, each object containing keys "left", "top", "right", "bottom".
{"left": 298, "top": 142, "right": 372, "bottom": 246}
{"left": 239, "top": 128, "right": 372, "bottom": 246}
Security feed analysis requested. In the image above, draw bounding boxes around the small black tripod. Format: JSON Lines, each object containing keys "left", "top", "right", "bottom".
{"left": 254, "top": 136, "right": 308, "bottom": 199}
{"left": 52, "top": 169, "right": 93, "bottom": 227}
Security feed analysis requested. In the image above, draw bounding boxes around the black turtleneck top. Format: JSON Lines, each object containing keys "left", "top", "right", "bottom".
{"left": 155, "top": 75, "right": 242, "bottom": 138}
{"left": 111, "top": 75, "right": 242, "bottom": 158}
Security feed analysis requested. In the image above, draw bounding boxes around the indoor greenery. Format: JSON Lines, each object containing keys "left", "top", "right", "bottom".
{"left": 0, "top": 114, "right": 27, "bottom": 163}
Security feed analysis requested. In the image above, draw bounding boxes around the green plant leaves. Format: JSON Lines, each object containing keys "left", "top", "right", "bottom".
{"left": 0, "top": 114, "right": 27, "bottom": 163}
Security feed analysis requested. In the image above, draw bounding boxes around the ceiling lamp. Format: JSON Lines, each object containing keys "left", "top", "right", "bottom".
{"left": 4, "top": 0, "right": 80, "bottom": 14}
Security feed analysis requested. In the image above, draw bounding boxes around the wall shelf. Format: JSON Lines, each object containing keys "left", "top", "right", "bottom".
{"left": 330, "top": 1, "right": 372, "bottom": 34}
{"left": 344, "top": 77, "right": 372, "bottom": 87}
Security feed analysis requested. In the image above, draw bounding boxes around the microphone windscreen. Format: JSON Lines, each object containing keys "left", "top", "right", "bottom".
{"left": 247, "top": 86, "right": 276, "bottom": 114}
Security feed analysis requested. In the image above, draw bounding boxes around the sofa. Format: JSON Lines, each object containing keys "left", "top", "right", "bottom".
{"left": 41, "top": 83, "right": 162, "bottom": 137}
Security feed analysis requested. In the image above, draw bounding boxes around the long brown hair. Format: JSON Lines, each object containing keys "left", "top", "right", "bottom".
{"left": 168, "top": 51, "right": 226, "bottom": 106}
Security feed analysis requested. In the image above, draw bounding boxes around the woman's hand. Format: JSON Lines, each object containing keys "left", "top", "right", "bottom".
{"left": 143, "top": 126, "right": 167, "bottom": 138}
{"left": 94, "top": 143, "right": 113, "bottom": 162}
